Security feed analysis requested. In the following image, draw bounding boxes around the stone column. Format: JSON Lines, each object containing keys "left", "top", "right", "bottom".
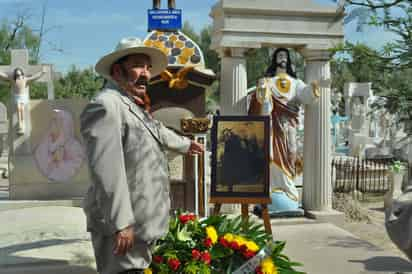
{"left": 301, "top": 48, "right": 340, "bottom": 221}
{"left": 220, "top": 48, "right": 248, "bottom": 115}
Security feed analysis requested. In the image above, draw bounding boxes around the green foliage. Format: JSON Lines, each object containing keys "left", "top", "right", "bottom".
{"left": 0, "top": 18, "right": 40, "bottom": 65}
{"left": 341, "top": 0, "right": 412, "bottom": 70}
{"left": 389, "top": 160, "right": 406, "bottom": 173}
{"left": 149, "top": 211, "right": 303, "bottom": 273}
{"left": 331, "top": 1, "right": 412, "bottom": 121}
{"left": 182, "top": 21, "right": 200, "bottom": 45}
{"left": 245, "top": 48, "right": 271, "bottom": 87}
{"left": 54, "top": 66, "right": 103, "bottom": 99}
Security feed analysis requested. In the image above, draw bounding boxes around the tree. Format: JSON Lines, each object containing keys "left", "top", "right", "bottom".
{"left": 338, "top": 0, "right": 411, "bottom": 70}
{"left": 331, "top": 42, "right": 386, "bottom": 91}
{"left": 54, "top": 66, "right": 103, "bottom": 99}
{"left": 330, "top": 1, "right": 412, "bottom": 121}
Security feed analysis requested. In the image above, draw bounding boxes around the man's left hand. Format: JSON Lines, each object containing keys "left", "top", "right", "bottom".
{"left": 188, "top": 141, "right": 204, "bottom": 156}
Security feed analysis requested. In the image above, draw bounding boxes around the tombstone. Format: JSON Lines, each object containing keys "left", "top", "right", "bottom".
{"left": 9, "top": 98, "right": 90, "bottom": 200}
{"left": 0, "top": 103, "right": 8, "bottom": 156}
{"left": 344, "top": 82, "right": 375, "bottom": 158}
{"left": 144, "top": 30, "right": 216, "bottom": 214}
{"left": 0, "top": 103, "right": 8, "bottom": 178}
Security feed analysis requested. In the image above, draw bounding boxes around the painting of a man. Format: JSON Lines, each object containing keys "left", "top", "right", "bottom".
{"left": 214, "top": 119, "right": 268, "bottom": 195}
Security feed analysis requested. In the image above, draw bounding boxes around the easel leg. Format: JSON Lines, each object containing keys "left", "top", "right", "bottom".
{"left": 241, "top": 204, "right": 249, "bottom": 230}
{"left": 213, "top": 203, "right": 221, "bottom": 215}
{"left": 261, "top": 204, "right": 272, "bottom": 236}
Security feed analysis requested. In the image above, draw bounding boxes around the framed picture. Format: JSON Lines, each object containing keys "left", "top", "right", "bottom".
{"left": 211, "top": 115, "right": 270, "bottom": 199}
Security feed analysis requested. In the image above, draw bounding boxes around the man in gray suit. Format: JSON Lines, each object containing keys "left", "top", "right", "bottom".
{"left": 80, "top": 37, "right": 204, "bottom": 274}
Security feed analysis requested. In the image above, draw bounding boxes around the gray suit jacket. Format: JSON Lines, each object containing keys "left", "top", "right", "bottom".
{"left": 80, "top": 83, "right": 191, "bottom": 242}
{"left": 385, "top": 188, "right": 412, "bottom": 260}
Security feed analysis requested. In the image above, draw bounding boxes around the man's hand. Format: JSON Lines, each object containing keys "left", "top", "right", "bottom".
{"left": 188, "top": 140, "right": 204, "bottom": 156}
{"left": 113, "top": 225, "right": 134, "bottom": 256}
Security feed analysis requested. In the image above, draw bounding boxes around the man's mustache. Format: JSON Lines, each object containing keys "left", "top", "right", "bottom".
{"left": 135, "top": 76, "right": 149, "bottom": 86}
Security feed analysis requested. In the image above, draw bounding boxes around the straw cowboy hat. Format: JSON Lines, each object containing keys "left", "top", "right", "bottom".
{"left": 95, "top": 37, "right": 168, "bottom": 81}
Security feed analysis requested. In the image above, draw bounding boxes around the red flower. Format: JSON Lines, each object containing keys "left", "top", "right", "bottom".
{"left": 204, "top": 238, "right": 213, "bottom": 248}
{"left": 219, "top": 237, "right": 229, "bottom": 247}
{"left": 167, "top": 258, "right": 181, "bottom": 271}
{"left": 179, "top": 213, "right": 196, "bottom": 224}
{"left": 192, "top": 249, "right": 201, "bottom": 260}
{"left": 153, "top": 255, "right": 163, "bottom": 264}
{"left": 239, "top": 244, "right": 248, "bottom": 253}
{"left": 255, "top": 266, "right": 263, "bottom": 274}
{"left": 230, "top": 241, "right": 240, "bottom": 250}
{"left": 200, "top": 251, "right": 211, "bottom": 265}
{"left": 243, "top": 250, "right": 256, "bottom": 259}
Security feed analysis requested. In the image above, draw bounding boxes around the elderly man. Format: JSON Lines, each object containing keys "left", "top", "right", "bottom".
{"left": 80, "top": 37, "right": 203, "bottom": 274}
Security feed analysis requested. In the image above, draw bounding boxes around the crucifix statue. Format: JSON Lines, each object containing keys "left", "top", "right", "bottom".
{"left": 0, "top": 67, "right": 45, "bottom": 134}
{"left": 0, "top": 49, "right": 53, "bottom": 136}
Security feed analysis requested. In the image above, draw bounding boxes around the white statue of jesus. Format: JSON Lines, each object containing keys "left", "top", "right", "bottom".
{"left": 0, "top": 67, "right": 45, "bottom": 134}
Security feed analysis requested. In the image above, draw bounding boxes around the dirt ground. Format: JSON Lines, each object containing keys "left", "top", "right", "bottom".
{"left": 333, "top": 193, "right": 408, "bottom": 259}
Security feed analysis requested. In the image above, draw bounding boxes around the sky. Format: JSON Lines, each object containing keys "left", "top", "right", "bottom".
{"left": 0, "top": 0, "right": 400, "bottom": 73}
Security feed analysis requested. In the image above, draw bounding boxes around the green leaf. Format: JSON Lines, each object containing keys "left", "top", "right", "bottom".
{"left": 177, "top": 224, "right": 193, "bottom": 242}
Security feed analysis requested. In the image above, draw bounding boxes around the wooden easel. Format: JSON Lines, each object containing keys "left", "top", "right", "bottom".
{"left": 210, "top": 197, "right": 272, "bottom": 235}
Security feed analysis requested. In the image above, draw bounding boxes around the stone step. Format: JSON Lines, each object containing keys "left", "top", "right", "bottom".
{"left": 0, "top": 198, "right": 83, "bottom": 212}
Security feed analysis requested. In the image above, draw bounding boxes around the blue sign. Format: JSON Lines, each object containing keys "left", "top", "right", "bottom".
{"left": 148, "top": 9, "right": 182, "bottom": 31}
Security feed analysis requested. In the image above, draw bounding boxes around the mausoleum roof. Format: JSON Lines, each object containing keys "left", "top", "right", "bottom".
{"left": 144, "top": 30, "right": 215, "bottom": 87}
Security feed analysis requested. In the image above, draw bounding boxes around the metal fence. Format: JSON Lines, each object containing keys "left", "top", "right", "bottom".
{"left": 331, "top": 157, "right": 408, "bottom": 194}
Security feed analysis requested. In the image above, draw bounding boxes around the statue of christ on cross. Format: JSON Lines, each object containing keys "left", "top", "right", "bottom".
{"left": 0, "top": 67, "right": 45, "bottom": 134}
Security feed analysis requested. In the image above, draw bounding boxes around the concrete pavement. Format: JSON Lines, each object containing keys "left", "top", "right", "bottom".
{"left": 0, "top": 206, "right": 411, "bottom": 274}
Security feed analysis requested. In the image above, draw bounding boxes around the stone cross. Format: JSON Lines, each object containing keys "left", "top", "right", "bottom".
{"left": 344, "top": 82, "right": 373, "bottom": 135}
{"left": 0, "top": 49, "right": 54, "bottom": 99}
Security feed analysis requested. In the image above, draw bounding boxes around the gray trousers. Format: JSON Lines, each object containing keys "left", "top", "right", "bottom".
{"left": 90, "top": 231, "right": 153, "bottom": 274}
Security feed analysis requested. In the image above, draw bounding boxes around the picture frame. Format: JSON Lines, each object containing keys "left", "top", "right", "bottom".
{"left": 210, "top": 115, "right": 270, "bottom": 200}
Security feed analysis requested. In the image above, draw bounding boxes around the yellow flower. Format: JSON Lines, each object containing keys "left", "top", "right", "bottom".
{"left": 234, "top": 235, "right": 247, "bottom": 246}
{"left": 223, "top": 233, "right": 234, "bottom": 242}
{"left": 205, "top": 226, "right": 218, "bottom": 244}
{"left": 245, "top": 240, "right": 260, "bottom": 252}
{"left": 144, "top": 268, "right": 152, "bottom": 274}
{"left": 261, "top": 257, "right": 278, "bottom": 274}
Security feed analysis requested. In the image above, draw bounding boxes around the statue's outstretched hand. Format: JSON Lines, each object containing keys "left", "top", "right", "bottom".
{"left": 311, "top": 79, "right": 332, "bottom": 97}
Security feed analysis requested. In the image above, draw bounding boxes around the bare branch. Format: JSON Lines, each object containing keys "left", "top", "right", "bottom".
{"left": 35, "top": 1, "right": 47, "bottom": 61}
